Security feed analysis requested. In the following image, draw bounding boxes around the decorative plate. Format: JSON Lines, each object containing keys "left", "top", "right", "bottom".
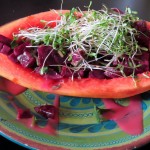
{"left": 1, "top": 90, "right": 150, "bottom": 150}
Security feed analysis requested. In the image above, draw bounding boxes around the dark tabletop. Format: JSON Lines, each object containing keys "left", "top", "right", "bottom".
{"left": 1, "top": 0, "right": 150, "bottom": 149}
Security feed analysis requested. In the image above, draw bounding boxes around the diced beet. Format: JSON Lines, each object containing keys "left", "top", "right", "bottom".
{"left": 37, "top": 46, "right": 54, "bottom": 66}
{"left": 14, "top": 42, "right": 29, "bottom": 56}
{"left": 34, "top": 66, "right": 42, "bottom": 74}
{"left": 118, "top": 55, "right": 133, "bottom": 76}
{"left": 104, "top": 67, "right": 122, "bottom": 78}
{"left": 111, "top": 8, "right": 124, "bottom": 14}
{"left": 0, "top": 42, "right": 3, "bottom": 49}
{"left": 53, "top": 52, "right": 66, "bottom": 65}
{"left": 71, "top": 50, "right": 85, "bottom": 66}
{"left": 34, "top": 104, "right": 56, "bottom": 119}
{"left": 133, "top": 21, "right": 150, "bottom": 48}
{"left": 17, "top": 108, "right": 33, "bottom": 119}
{"left": 71, "top": 54, "right": 82, "bottom": 66}
{"left": 8, "top": 53, "right": 18, "bottom": 63}
{"left": 17, "top": 51, "right": 36, "bottom": 68}
{"left": 107, "top": 52, "right": 149, "bottom": 78}
{"left": 136, "top": 34, "right": 150, "bottom": 48}
{"left": 44, "top": 68, "right": 63, "bottom": 80}
{"left": 37, "top": 45, "right": 66, "bottom": 67}
{"left": 61, "top": 66, "right": 73, "bottom": 78}
{"left": 134, "top": 52, "right": 149, "bottom": 74}
{"left": 0, "top": 34, "right": 11, "bottom": 46}
{"left": 61, "top": 66, "right": 84, "bottom": 78}
{"left": 120, "top": 52, "right": 149, "bottom": 76}
{"left": 89, "top": 69, "right": 106, "bottom": 79}
{"left": 76, "top": 69, "right": 84, "bottom": 78}
{"left": 133, "top": 21, "right": 147, "bottom": 32}
{"left": 0, "top": 44, "right": 12, "bottom": 55}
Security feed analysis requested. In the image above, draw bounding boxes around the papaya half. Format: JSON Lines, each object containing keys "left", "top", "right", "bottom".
{"left": 0, "top": 10, "right": 150, "bottom": 99}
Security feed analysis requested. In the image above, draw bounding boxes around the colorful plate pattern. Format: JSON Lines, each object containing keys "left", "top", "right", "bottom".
{"left": 1, "top": 90, "right": 150, "bottom": 150}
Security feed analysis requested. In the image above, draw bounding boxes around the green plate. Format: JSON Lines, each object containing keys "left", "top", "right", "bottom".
{"left": 0, "top": 90, "right": 150, "bottom": 150}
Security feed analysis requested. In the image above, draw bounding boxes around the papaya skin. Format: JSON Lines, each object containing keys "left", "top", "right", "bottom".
{"left": 0, "top": 10, "right": 150, "bottom": 99}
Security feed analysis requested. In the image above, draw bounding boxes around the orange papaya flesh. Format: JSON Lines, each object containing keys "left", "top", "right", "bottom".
{"left": 0, "top": 10, "right": 150, "bottom": 99}
{"left": 0, "top": 10, "right": 69, "bottom": 39}
{"left": 0, "top": 77, "right": 27, "bottom": 95}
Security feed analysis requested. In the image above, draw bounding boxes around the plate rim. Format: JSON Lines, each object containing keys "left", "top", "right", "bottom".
{"left": 1, "top": 125, "right": 150, "bottom": 150}
{"left": 1, "top": 90, "right": 150, "bottom": 150}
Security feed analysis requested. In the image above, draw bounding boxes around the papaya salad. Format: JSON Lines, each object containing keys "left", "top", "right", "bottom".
{"left": 0, "top": 6, "right": 150, "bottom": 135}
{"left": 11, "top": 8, "right": 149, "bottom": 80}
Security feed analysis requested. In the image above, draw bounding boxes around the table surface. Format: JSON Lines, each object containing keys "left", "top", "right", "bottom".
{"left": 1, "top": 0, "right": 150, "bottom": 149}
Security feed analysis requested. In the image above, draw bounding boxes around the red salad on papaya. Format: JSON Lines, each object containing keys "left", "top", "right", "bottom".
{"left": 0, "top": 7, "right": 150, "bottom": 98}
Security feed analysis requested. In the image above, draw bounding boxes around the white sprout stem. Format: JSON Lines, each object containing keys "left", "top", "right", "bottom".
{"left": 106, "top": 55, "right": 116, "bottom": 67}
{"left": 14, "top": 7, "right": 143, "bottom": 78}
{"left": 108, "top": 16, "right": 122, "bottom": 50}
{"left": 41, "top": 49, "right": 54, "bottom": 72}
{"left": 96, "top": 31, "right": 113, "bottom": 54}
